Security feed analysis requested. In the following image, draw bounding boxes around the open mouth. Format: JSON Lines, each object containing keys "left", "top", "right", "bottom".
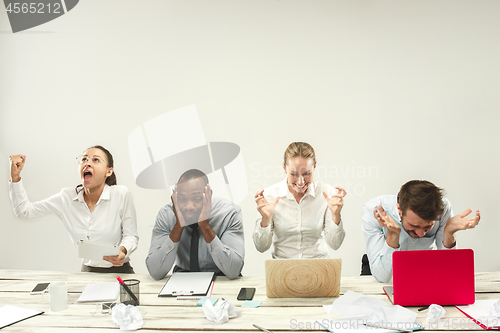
{"left": 294, "top": 183, "right": 308, "bottom": 191}
{"left": 83, "top": 169, "right": 93, "bottom": 182}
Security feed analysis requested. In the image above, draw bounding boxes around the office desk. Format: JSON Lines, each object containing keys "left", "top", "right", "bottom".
{"left": 1, "top": 269, "right": 500, "bottom": 332}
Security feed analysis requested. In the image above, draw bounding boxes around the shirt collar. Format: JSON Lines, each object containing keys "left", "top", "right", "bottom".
{"left": 73, "top": 184, "right": 111, "bottom": 203}
{"left": 279, "top": 178, "right": 318, "bottom": 200}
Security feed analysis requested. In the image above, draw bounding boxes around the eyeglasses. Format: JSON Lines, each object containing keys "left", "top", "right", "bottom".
{"left": 76, "top": 155, "right": 105, "bottom": 165}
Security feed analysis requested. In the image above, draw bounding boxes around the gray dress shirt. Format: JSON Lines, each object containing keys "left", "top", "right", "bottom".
{"left": 146, "top": 197, "right": 244, "bottom": 280}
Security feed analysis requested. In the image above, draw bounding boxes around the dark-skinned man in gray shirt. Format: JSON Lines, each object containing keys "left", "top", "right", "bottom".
{"left": 146, "top": 169, "right": 244, "bottom": 280}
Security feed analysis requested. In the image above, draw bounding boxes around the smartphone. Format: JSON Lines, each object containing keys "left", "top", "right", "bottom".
{"left": 237, "top": 287, "right": 256, "bottom": 301}
{"left": 30, "top": 282, "right": 50, "bottom": 295}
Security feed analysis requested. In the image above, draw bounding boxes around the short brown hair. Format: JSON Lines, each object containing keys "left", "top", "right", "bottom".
{"left": 398, "top": 180, "right": 445, "bottom": 221}
{"left": 283, "top": 142, "right": 317, "bottom": 166}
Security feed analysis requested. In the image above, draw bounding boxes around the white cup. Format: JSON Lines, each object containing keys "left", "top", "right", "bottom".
{"left": 42, "top": 281, "right": 68, "bottom": 312}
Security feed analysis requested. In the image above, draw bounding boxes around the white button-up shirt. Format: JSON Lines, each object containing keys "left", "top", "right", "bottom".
{"left": 9, "top": 180, "right": 139, "bottom": 268}
{"left": 253, "top": 179, "right": 345, "bottom": 259}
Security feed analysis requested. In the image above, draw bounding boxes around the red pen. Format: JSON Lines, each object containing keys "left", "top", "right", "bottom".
{"left": 116, "top": 276, "right": 138, "bottom": 305}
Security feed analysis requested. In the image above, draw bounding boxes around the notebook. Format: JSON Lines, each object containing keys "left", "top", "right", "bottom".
{"left": 265, "top": 258, "right": 342, "bottom": 298}
{"left": 158, "top": 272, "right": 215, "bottom": 297}
{"left": 384, "top": 249, "right": 475, "bottom": 306}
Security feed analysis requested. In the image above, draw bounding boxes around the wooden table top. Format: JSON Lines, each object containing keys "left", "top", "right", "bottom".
{"left": 1, "top": 269, "right": 500, "bottom": 332}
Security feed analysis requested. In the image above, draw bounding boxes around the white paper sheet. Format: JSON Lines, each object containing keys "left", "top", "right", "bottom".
{"left": 457, "top": 299, "right": 500, "bottom": 329}
{"left": 159, "top": 272, "right": 214, "bottom": 297}
{"left": 0, "top": 305, "right": 43, "bottom": 329}
{"left": 77, "top": 282, "right": 120, "bottom": 302}
{"left": 323, "top": 291, "right": 417, "bottom": 323}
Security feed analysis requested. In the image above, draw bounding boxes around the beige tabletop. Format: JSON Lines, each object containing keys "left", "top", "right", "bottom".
{"left": 1, "top": 269, "right": 500, "bottom": 332}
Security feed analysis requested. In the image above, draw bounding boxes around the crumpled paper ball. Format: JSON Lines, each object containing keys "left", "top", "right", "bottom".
{"left": 427, "top": 304, "right": 446, "bottom": 323}
{"left": 490, "top": 300, "right": 500, "bottom": 318}
{"left": 112, "top": 303, "right": 144, "bottom": 330}
{"left": 202, "top": 299, "right": 239, "bottom": 324}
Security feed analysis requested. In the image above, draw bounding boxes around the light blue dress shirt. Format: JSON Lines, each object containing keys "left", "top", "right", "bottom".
{"left": 361, "top": 195, "right": 454, "bottom": 283}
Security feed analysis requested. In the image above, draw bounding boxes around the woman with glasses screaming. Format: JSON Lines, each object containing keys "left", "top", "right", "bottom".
{"left": 8, "top": 146, "right": 138, "bottom": 273}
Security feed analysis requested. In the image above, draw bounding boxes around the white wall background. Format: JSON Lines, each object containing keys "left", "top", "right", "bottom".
{"left": 1, "top": 0, "right": 499, "bottom": 277}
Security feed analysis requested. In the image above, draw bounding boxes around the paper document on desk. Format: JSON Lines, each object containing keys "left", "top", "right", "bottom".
{"left": 159, "top": 272, "right": 215, "bottom": 297}
{"left": 77, "top": 282, "right": 120, "bottom": 302}
{"left": 457, "top": 299, "right": 500, "bottom": 330}
{"left": 0, "top": 305, "right": 43, "bottom": 329}
{"left": 178, "top": 281, "right": 215, "bottom": 300}
{"left": 323, "top": 291, "right": 417, "bottom": 323}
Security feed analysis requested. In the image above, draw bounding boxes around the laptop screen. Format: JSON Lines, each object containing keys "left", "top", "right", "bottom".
{"left": 392, "top": 249, "right": 475, "bottom": 306}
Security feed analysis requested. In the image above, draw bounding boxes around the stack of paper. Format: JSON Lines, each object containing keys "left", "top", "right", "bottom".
{"left": 77, "top": 282, "right": 120, "bottom": 302}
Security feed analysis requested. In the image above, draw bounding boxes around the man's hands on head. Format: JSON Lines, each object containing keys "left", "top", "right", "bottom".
{"left": 170, "top": 184, "right": 186, "bottom": 243}
{"left": 373, "top": 205, "right": 401, "bottom": 249}
{"left": 198, "top": 184, "right": 212, "bottom": 224}
{"left": 171, "top": 184, "right": 186, "bottom": 227}
{"left": 198, "top": 184, "right": 215, "bottom": 243}
{"left": 170, "top": 182, "right": 216, "bottom": 243}
{"left": 443, "top": 209, "right": 480, "bottom": 248}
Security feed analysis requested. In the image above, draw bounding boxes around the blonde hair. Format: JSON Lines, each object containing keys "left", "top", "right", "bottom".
{"left": 283, "top": 142, "right": 317, "bottom": 166}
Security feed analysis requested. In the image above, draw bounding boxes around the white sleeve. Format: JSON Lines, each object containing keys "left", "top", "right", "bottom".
{"left": 322, "top": 184, "right": 346, "bottom": 250}
{"left": 323, "top": 212, "right": 346, "bottom": 250}
{"left": 9, "top": 180, "right": 63, "bottom": 220}
{"left": 119, "top": 188, "right": 139, "bottom": 257}
{"left": 253, "top": 215, "right": 273, "bottom": 253}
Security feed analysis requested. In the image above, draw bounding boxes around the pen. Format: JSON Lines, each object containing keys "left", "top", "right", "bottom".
{"left": 418, "top": 306, "right": 429, "bottom": 311}
{"left": 116, "top": 276, "right": 139, "bottom": 305}
{"left": 253, "top": 324, "right": 274, "bottom": 333}
{"left": 315, "top": 320, "right": 335, "bottom": 333}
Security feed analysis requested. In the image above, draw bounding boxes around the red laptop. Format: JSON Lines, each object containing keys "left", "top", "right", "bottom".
{"left": 383, "top": 249, "right": 475, "bottom": 306}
